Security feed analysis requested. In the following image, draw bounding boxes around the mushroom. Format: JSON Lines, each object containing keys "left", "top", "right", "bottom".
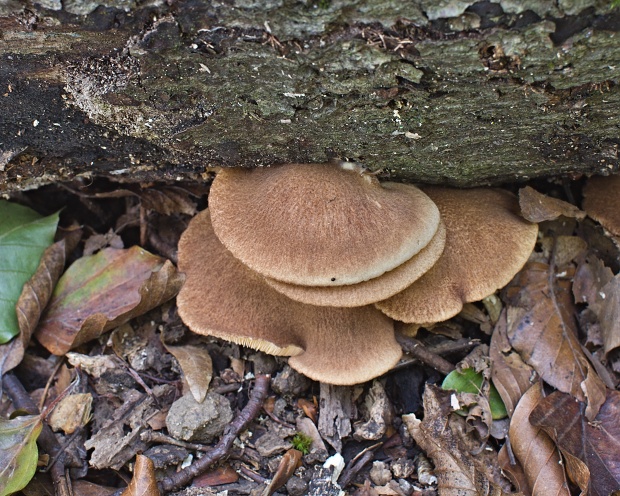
{"left": 176, "top": 209, "right": 402, "bottom": 385}
{"left": 263, "top": 221, "right": 446, "bottom": 307}
{"left": 375, "top": 187, "right": 538, "bottom": 324}
{"left": 583, "top": 175, "right": 620, "bottom": 237}
{"left": 208, "top": 163, "right": 441, "bottom": 286}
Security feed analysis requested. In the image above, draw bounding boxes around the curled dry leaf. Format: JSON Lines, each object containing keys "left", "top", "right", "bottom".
{"left": 518, "top": 186, "right": 585, "bottom": 223}
{"left": 489, "top": 311, "right": 538, "bottom": 418}
{"left": 503, "top": 261, "right": 606, "bottom": 420}
{"left": 162, "top": 342, "right": 213, "bottom": 403}
{"left": 530, "top": 389, "right": 620, "bottom": 496}
{"left": 264, "top": 448, "right": 303, "bottom": 496}
{"left": 507, "top": 383, "right": 570, "bottom": 496}
{"left": 35, "top": 247, "right": 184, "bottom": 355}
{"left": 121, "top": 454, "right": 160, "bottom": 496}
{"left": 402, "top": 386, "right": 512, "bottom": 496}
{"left": 0, "top": 238, "right": 70, "bottom": 374}
{"left": 47, "top": 393, "right": 93, "bottom": 435}
{"left": 589, "top": 274, "right": 620, "bottom": 359}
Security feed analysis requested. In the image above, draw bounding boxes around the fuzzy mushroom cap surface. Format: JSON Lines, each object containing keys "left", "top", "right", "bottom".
{"left": 177, "top": 209, "right": 402, "bottom": 385}
{"left": 375, "top": 187, "right": 538, "bottom": 324}
{"left": 208, "top": 163, "right": 441, "bottom": 286}
{"left": 583, "top": 175, "right": 620, "bottom": 237}
{"left": 264, "top": 222, "right": 446, "bottom": 307}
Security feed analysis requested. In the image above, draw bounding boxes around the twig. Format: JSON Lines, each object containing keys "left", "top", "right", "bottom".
{"left": 159, "top": 374, "right": 271, "bottom": 493}
{"left": 2, "top": 373, "right": 71, "bottom": 496}
{"left": 140, "top": 430, "right": 211, "bottom": 452}
{"left": 338, "top": 443, "right": 381, "bottom": 488}
{"left": 396, "top": 334, "right": 455, "bottom": 376}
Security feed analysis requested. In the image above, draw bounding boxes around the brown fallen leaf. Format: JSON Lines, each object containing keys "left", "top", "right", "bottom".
{"left": 0, "top": 235, "right": 77, "bottom": 375}
{"left": 162, "top": 342, "right": 213, "bottom": 403}
{"left": 489, "top": 311, "right": 538, "bottom": 418}
{"left": 519, "top": 186, "right": 585, "bottom": 223}
{"left": 47, "top": 393, "right": 93, "bottom": 435}
{"left": 35, "top": 247, "right": 184, "bottom": 355}
{"left": 139, "top": 187, "right": 198, "bottom": 216}
{"left": 263, "top": 448, "right": 303, "bottom": 495}
{"left": 582, "top": 175, "right": 620, "bottom": 237}
{"left": 508, "top": 383, "right": 570, "bottom": 496}
{"left": 193, "top": 465, "right": 239, "bottom": 487}
{"left": 572, "top": 255, "right": 614, "bottom": 306}
{"left": 121, "top": 454, "right": 160, "bottom": 496}
{"left": 503, "top": 261, "right": 606, "bottom": 420}
{"left": 530, "top": 389, "right": 620, "bottom": 496}
{"left": 402, "top": 386, "right": 513, "bottom": 496}
{"left": 589, "top": 274, "right": 620, "bottom": 359}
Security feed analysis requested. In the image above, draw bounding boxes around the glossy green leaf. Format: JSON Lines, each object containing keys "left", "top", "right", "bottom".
{"left": 0, "top": 414, "right": 43, "bottom": 496}
{"left": 442, "top": 368, "right": 508, "bottom": 420}
{"left": 0, "top": 201, "right": 58, "bottom": 344}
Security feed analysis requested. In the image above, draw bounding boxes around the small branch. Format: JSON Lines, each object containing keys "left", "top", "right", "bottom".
{"left": 2, "top": 373, "right": 71, "bottom": 496}
{"left": 396, "top": 334, "right": 455, "bottom": 376}
{"left": 159, "top": 374, "right": 271, "bottom": 493}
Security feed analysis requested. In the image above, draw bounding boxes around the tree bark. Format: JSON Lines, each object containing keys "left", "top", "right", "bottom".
{"left": 1, "top": 0, "right": 619, "bottom": 192}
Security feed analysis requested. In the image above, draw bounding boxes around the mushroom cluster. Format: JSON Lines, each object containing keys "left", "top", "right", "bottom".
{"left": 177, "top": 163, "right": 538, "bottom": 385}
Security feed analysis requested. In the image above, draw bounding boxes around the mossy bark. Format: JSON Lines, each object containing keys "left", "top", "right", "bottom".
{"left": 1, "top": 0, "right": 618, "bottom": 192}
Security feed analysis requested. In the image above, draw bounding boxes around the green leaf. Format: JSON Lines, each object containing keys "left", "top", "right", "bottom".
{"left": 0, "top": 201, "right": 59, "bottom": 344}
{"left": 442, "top": 368, "right": 508, "bottom": 420}
{"left": 0, "top": 414, "right": 43, "bottom": 496}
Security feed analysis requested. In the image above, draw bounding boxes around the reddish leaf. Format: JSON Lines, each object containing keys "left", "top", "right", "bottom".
{"left": 193, "top": 465, "right": 239, "bottom": 487}
{"left": 36, "top": 247, "right": 184, "bottom": 355}
{"left": 264, "top": 449, "right": 303, "bottom": 495}
{"left": 163, "top": 342, "right": 213, "bottom": 403}
{"left": 503, "top": 261, "right": 606, "bottom": 420}
{"left": 508, "top": 383, "right": 570, "bottom": 496}
{"left": 589, "top": 274, "right": 620, "bottom": 359}
{"left": 121, "top": 455, "right": 160, "bottom": 496}
{"left": 530, "top": 389, "right": 620, "bottom": 496}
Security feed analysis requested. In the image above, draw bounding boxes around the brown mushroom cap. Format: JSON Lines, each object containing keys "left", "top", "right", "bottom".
{"left": 583, "top": 175, "right": 620, "bottom": 237}
{"left": 375, "top": 187, "right": 538, "bottom": 324}
{"left": 208, "top": 163, "right": 441, "bottom": 286}
{"left": 264, "top": 221, "right": 446, "bottom": 307}
{"left": 177, "top": 209, "right": 402, "bottom": 385}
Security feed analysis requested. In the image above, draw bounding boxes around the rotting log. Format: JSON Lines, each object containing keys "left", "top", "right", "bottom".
{"left": 1, "top": 0, "right": 619, "bottom": 192}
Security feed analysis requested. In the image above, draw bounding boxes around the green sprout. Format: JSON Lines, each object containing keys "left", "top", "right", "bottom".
{"left": 291, "top": 432, "right": 313, "bottom": 455}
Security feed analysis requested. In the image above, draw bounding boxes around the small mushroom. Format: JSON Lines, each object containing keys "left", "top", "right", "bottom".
{"left": 263, "top": 221, "right": 446, "bottom": 307}
{"left": 208, "top": 163, "right": 441, "bottom": 286}
{"left": 176, "top": 209, "right": 402, "bottom": 385}
{"left": 583, "top": 175, "right": 620, "bottom": 237}
{"left": 375, "top": 187, "right": 538, "bottom": 324}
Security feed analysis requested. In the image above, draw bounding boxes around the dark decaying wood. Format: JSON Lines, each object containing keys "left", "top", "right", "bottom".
{"left": 1, "top": 0, "right": 619, "bottom": 192}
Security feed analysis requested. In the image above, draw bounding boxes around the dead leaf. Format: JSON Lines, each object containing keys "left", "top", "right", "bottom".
{"left": 583, "top": 175, "right": 620, "bottom": 237}
{"left": 121, "top": 454, "right": 160, "bottom": 496}
{"left": 263, "top": 449, "right": 302, "bottom": 495}
{"left": 530, "top": 389, "right": 620, "bottom": 496}
{"left": 83, "top": 229, "right": 124, "bottom": 256}
{"left": 508, "top": 383, "right": 570, "bottom": 496}
{"left": 503, "top": 261, "right": 606, "bottom": 420}
{"left": 162, "top": 342, "right": 213, "bottom": 403}
{"left": 489, "top": 311, "right": 538, "bottom": 418}
{"left": 297, "top": 398, "right": 318, "bottom": 423}
{"left": 402, "top": 386, "right": 512, "bottom": 496}
{"left": 139, "top": 187, "right": 198, "bottom": 216}
{"left": 0, "top": 236, "right": 75, "bottom": 375}
{"left": 573, "top": 255, "right": 614, "bottom": 305}
{"left": 193, "top": 465, "right": 239, "bottom": 487}
{"left": 540, "top": 236, "right": 587, "bottom": 267}
{"left": 48, "top": 393, "right": 92, "bottom": 434}
{"left": 518, "top": 186, "right": 585, "bottom": 223}
{"left": 35, "top": 247, "right": 184, "bottom": 355}
{"left": 589, "top": 274, "right": 620, "bottom": 359}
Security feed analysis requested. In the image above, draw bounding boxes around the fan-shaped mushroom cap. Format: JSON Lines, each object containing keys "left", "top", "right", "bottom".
{"left": 177, "top": 209, "right": 402, "bottom": 385}
{"left": 376, "top": 188, "right": 538, "bottom": 324}
{"left": 264, "top": 222, "right": 446, "bottom": 307}
{"left": 208, "top": 163, "right": 441, "bottom": 286}
{"left": 583, "top": 175, "right": 620, "bottom": 236}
